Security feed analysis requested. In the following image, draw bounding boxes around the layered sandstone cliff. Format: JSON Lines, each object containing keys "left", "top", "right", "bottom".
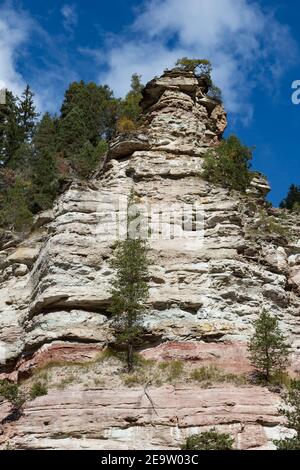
{"left": 0, "top": 68, "right": 300, "bottom": 449}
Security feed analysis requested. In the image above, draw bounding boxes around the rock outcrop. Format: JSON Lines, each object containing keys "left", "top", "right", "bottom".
{"left": 0, "top": 385, "right": 292, "bottom": 450}
{"left": 0, "top": 68, "right": 299, "bottom": 449}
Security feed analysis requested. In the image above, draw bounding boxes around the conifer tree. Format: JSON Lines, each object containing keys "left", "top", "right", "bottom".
{"left": 109, "top": 192, "right": 150, "bottom": 372}
{"left": 248, "top": 310, "right": 290, "bottom": 382}
{"left": 0, "top": 177, "right": 32, "bottom": 231}
{"left": 280, "top": 184, "right": 300, "bottom": 212}
{"left": 75, "top": 140, "right": 108, "bottom": 178}
{"left": 18, "top": 84, "right": 38, "bottom": 142}
{"left": 31, "top": 113, "right": 58, "bottom": 211}
{"left": 119, "top": 74, "right": 143, "bottom": 124}
{"left": 0, "top": 91, "right": 21, "bottom": 167}
{"left": 203, "top": 135, "right": 252, "bottom": 193}
{"left": 60, "top": 81, "right": 117, "bottom": 142}
{"left": 57, "top": 106, "right": 87, "bottom": 165}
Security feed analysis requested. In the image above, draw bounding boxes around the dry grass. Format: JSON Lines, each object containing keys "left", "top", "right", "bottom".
{"left": 20, "top": 349, "right": 249, "bottom": 393}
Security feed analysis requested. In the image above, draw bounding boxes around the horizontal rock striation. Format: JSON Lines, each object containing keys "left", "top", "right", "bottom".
{"left": 0, "top": 68, "right": 299, "bottom": 448}
{"left": 0, "top": 385, "right": 293, "bottom": 450}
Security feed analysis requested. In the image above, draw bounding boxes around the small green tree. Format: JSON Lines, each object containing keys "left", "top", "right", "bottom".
{"left": 31, "top": 113, "right": 59, "bottom": 211}
{"left": 203, "top": 135, "right": 253, "bottom": 193}
{"left": 175, "top": 58, "right": 222, "bottom": 102}
{"left": 0, "top": 90, "right": 22, "bottom": 167}
{"left": 74, "top": 140, "right": 107, "bottom": 178}
{"left": 274, "top": 380, "right": 300, "bottom": 450}
{"left": 0, "top": 177, "right": 33, "bottom": 231}
{"left": 109, "top": 192, "right": 150, "bottom": 372}
{"left": 119, "top": 74, "right": 143, "bottom": 124}
{"left": 18, "top": 84, "right": 39, "bottom": 142}
{"left": 57, "top": 105, "right": 87, "bottom": 162}
{"left": 280, "top": 184, "right": 300, "bottom": 212}
{"left": 182, "top": 429, "right": 234, "bottom": 450}
{"left": 175, "top": 57, "right": 212, "bottom": 76}
{"left": 248, "top": 310, "right": 290, "bottom": 383}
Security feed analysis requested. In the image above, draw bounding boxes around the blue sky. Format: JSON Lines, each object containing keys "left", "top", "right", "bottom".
{"left": 0, "top": 0, "right": 299, "bottom": 206}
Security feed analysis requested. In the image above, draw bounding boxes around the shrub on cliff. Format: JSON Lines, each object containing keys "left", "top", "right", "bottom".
{"left": 203, "top": 135, "right": 253, "bottom": 193}
{"left": 248, "top": 310, "right": 290, "bottom": 383}
{"left": 181, "top": 429, "right": 234, "bottom": 450}
{"left": 274, "top": 380, "right": 300, "bottom": 450}
{"left": 30, "top": 381, "right": 48, "bottom": 399}
{"left": 0, "top": 380, "right": 24, "bottom": 406}
{"left": 175, "top": 57, "right": 222, "bottom": 102}
{"left": 116, "top": 117, "right": 137, "bottom": 134}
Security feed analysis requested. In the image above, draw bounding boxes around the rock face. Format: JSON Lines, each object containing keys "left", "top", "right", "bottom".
{"left": 0, "top": 385, "right": 293, "bottom": 450}
{"left": 0, "top": 68, "right": 300, "bottom": 449}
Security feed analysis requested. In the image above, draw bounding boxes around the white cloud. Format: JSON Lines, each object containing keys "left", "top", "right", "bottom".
{"left": 0, "top": 3, "right": 32, "bottom": 97}
{"left": 0, "top": 3, "right": 79, "bottom": 113}
{"left": 61, "top": 4, "right": 78, "bottom": 32}
{"left": 100, "top": 0, "right": 297, "bottom": 119}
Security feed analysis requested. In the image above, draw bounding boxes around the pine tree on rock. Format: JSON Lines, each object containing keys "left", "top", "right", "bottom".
{"left": 248, "top": 310, "right": 290, "bottom": 383}
{"left": 109, "top": 192, "right": 150, "bottom": 372}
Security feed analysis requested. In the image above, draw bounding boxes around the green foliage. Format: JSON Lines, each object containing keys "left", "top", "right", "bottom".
{"left": 207, "top": 83, "right": 223, "bottom": 102}
{"left": 191, "top": 366, "right": 246, "bottom": 386}
{"left": 0, "top": 177, "right": 33, "bottom": 231}
{"left": 0, "top": 380, "right": 21, "bottom": 405}
{"left": 203, "top": 135, "right": 253, "bottom": 192}
{"left": 117, "top": 117, "right": 137, "bottom": 134}
{"left": 119, "top": 74, "right": 143, "bottom": 125}
{"left": 0, "top": 77, "right": 140, "bottom": 233}
{"left": 175, "top": 57, "right": 211, "bottom": 76}
{"left": 274, "top": 437, "right": 300, "bottom": 450}
{"left": 248, "top": 310, "right": 290, "bottom": 383}
{"left": 109, "top": 191, "right": 150, "bottom": 371}
{"left": 31, "top": 113, "right": 59, "bottom": 211}
{"left": 74, "top": 139, "right": 108, "bottom": 178}
{"left": 0, "top": 90, "right": 21, "bottom": 166}
{"left": 175, "top": 57, "right": 222, "bottom": 102}
{"left": 18, "top": 84, "right": 39, "bottom": 142}
{"left": 60, "top": 80, "right": 117, "bottom": 142}
{"left": 257, "top": 210, "right": 286, "bottom": 237}
{"left": 280, "top": 184, "right": 300, "bottom": 212}
{"left": 274, "top": 380, "right": 300, "bottom": 449}
{"left": 182, "top": 429, "right": 234, "bottom": 450}
{"left": 279, "top": 380, "right": 300, "bottom": 436}
{"left": 58, "top": 105, "right": 87, "bottom": 161}
{"left": 30, "top": 381, "right": 48, "bottom": 399}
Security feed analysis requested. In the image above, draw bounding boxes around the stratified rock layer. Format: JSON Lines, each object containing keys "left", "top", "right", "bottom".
{"left": 0, "top": 68, "right": 299, "bottom": 449}
{"left": 0, "top": 385, "right": 293, "bottom": 450}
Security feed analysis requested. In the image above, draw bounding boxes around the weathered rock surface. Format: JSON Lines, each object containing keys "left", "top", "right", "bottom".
{"left": 0, "top": 67, "right": 299, "bottom": 449}
{"left": 0, "top": 385, "right": 293, "bottom": 450}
